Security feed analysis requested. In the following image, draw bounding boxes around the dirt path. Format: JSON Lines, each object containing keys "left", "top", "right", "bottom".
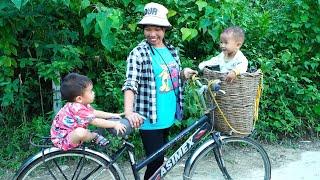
{"left": 2, "top": 140, "right": 320, "bottom": 180}
{"left": 264, "top": 141, "right": 320, "bottom": 180}
{"left": 119, "top": 140, "right": 320, "bottom": 180}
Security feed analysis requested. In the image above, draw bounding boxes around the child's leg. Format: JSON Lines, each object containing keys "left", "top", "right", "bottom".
{"left": 69, "top": 127, "right": 96, "bottom": 145}
{"left": 69, "top": 127, "right": 109, "bottom": 146}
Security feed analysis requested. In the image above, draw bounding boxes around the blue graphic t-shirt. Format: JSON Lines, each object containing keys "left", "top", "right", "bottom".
{"left": 140, "top": 47, "right": 179, "bottom": 130}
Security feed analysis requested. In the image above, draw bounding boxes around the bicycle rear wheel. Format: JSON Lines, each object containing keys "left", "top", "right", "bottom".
{"left": 14, "top": 147, "right": 122, "bottom": 180}
{"left": 185, "top": 136, "right": 271, "bottom": 180}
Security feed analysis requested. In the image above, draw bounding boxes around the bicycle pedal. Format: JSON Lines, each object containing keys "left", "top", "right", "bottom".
{"left": 98, "top": 140, "right": 110, "bottom": 146}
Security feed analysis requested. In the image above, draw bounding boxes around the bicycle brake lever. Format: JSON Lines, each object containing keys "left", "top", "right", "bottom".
{"left": 218, "top": 90, "right": 226, "bottom": 94}
{"left": 196, "top": 85, "right": 208, "bottom": 95}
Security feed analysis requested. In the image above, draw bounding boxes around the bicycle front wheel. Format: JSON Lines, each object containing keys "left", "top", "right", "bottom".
{"left": 14, "top": 147, "right": 123, "bottom": 180}
{"left": 186, "top": 136, "right": 271, "bottom": 180}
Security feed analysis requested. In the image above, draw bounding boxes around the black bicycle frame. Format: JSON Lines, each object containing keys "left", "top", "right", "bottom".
{"left": 121, "top": 115, "right": 212, "bottom": 180}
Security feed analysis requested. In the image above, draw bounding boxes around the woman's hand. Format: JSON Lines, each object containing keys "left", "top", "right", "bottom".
{"left": 125, "top": 111, "right": 144, "bottom": 128}
{"left": 183, "top": 68, "right": 198, "bottom": 79}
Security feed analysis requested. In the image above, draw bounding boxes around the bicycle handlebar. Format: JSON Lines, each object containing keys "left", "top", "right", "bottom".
{"left": 190, "top": 75, "right": 225, "bottom": 112}
{"left": 191, "top": 75, "right": 225, "bottom": 94}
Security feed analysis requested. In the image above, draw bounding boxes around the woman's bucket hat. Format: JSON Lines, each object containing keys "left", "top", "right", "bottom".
{"left": 138, "top": 2, "right": 172, "bottom": 28}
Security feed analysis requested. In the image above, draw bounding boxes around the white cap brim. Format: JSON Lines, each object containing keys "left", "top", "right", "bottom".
{"left": 138, "top": 16, "right": 171, "bottom": 28}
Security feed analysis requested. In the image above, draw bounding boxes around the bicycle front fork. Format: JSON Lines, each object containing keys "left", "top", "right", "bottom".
{"left": 212, "top": 132, "right": 232, "bottom": 180}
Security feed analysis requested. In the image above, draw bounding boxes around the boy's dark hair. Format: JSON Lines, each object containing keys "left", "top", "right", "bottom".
{"left": 223, "top": 26, "right": 245, "bottom": 44}
{"left": 60, "top": 73, "right": 92, "bottom": 102}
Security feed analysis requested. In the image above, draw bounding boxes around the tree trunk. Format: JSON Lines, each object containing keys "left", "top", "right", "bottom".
{"left": 52, "top": 80, "right": 62, "bottom": 114}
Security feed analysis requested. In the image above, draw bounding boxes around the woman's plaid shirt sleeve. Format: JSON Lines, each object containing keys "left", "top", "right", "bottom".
{"left": 122, "top": 49, "right": 141, "bottom": 94}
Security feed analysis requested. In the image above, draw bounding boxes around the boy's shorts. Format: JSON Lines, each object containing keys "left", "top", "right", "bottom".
{"left": 53, "top": 133, "right": 81, "bottom": 151}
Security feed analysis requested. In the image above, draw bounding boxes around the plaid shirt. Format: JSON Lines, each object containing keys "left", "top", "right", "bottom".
{"left": 122, "top": 40, "right": 183, "bottom": 124}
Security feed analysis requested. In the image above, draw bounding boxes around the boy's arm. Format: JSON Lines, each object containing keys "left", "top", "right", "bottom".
{"left": 231, "top": 57, "right": 248, "bottom": 75}
{"left": 94, "top": 110, "right": 121, "bottom": 119}
{"left": 198, "top": 56, "right": 219, "bottom": 71}
{"left": 226, "top": 57, "right": 248, "bottom": 82}
{"left": 90, "top": 118, "right": 118, "bottom": 129}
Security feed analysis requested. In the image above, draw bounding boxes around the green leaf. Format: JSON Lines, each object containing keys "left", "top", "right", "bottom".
{"left": 316, "top": 34, "right": 320, "bottom": 43}
{"left": 1, "top": 92, "right": 14, "bottom": 106}
{"left": 81, "top": 0, "right": 90, "bottom": 10}
{"left": 281, "top": 50, "right": 291, "bottom": 61}
{"left": 62, "top": 0, "right": 70, "bottom": 6}
{"left": 199, "top": 18, "right": 212, "bottom": 30}
{"left": 301, "top": 77, "right": 312, "bottom": 83}
{"left": 196, "top": 1, "right": 207, "bottom": 11}
{"left": 168, "top": 10, "right": 177, "bottom": 18}
{"left": 81, "top": 13, "right": 96, "bottom": 35}
{"left": 314, "top": 105, "right": 320, "bottom": 115}
{"left": 310, "top": 61, "right": 319, "bottom": 70}
{"left": 181, "top": 28, "right": 191, "bottom": 41}
{"left": 19, "top": 58, "right": 35, "bottom": 68}
{"left": 0, "top": 56, "right": 16, "bottom": 67}
{"left": 121, "top": 0, "right": 131, "bottom": 7}
{"left": 128, "top": 23, "right": 136, "bottom": 32}
{"left": 205, "top": 6, "right": 214, "bottom": 16}
{"left": 300, "top": 14, "right": 309, "bottom": 22}
{"left": 208, "top": 28, "right": 220, "bottom": 41}
{"left": 273, "top": 121, "right": 282, "bottom": 128}
{"left": 109, "top": 12, "right": 122, "bottom": 28}
{"left": 9, "top": 45, "right": 17, "bottom": 56}
{"left": 0, "top": 1, "right": 12, "bottom": 11}
{"left": 96, "top": 12, "right": 112, "bottom": 34}
{"left": 295, "top": 88, "right": 304, "bottom": 95}
{"left": 10, "top": 0, "right": 22, "bottom": 10}
{"left": 181, "top": 28, "right": 198, "bottom": 41}
{"left": 101, "top": 34, "right": 115, "bottom": 50}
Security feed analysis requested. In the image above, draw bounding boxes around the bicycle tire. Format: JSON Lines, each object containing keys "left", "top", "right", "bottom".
{"left": 184, "top": 136, "right": 271, "bottom": 180}
{"left": 14, "top": 147, "right": 123, "bottom": 180}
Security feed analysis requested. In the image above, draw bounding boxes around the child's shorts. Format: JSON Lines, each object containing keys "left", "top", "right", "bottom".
{"left": 52, "top": 133, "right": 81, "bottom": 151}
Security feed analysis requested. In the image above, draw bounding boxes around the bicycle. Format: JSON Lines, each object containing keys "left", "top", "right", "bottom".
{"left": 13, "top": 76, "right": 271, "bottom": 180}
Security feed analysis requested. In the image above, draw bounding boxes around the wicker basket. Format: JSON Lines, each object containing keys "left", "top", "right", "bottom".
{"left": 203, "top": 68, "right": 263, "bottom": 136}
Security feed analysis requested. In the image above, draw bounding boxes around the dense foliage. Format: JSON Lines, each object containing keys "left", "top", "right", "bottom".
{"left": 0, "top": 0, "right": 319, "bottom": 169}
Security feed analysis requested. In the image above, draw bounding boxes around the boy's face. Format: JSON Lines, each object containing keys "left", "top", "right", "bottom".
{"left": 76, "top": 84, "right": 95, "bottom": 105}
{"left": 220, "top": 32, "right": 242, "bottom": 58}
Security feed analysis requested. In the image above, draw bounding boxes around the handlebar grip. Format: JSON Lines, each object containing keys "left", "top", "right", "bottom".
{"left": 210, "top": 79, "right": 222, "bottom": 92}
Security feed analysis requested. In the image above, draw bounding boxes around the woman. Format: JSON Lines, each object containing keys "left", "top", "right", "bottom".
{"left": 122, "top": 2, "right": 197, "bottom": 179}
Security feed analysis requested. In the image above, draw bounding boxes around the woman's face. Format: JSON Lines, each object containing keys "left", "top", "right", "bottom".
{"left": 144, "top": 25, "right": 166, "bottom": 47}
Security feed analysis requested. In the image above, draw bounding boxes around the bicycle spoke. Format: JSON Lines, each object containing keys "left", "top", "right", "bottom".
{"left": 73, "top": 156, "right": 85, "bottom": 180}
{"left": 185, "top": 137, "right": 271, "bottom": 180}
{"left": 82, "top": 165, "right": 103, "bottom": 180}
{"left": 15, "top": 149, "right": 122, "bottom": 180}
{"left": 52, "top": 159, "right": 69, "bottom": 180}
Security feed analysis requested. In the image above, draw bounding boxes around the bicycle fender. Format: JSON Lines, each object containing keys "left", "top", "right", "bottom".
{"left": 183, "top": 139, "right": 215, "bottom": 179}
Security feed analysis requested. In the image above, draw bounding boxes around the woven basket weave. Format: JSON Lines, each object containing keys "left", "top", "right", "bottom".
{"left": 203, "top": 68, "right": 263, "bottom": 135}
